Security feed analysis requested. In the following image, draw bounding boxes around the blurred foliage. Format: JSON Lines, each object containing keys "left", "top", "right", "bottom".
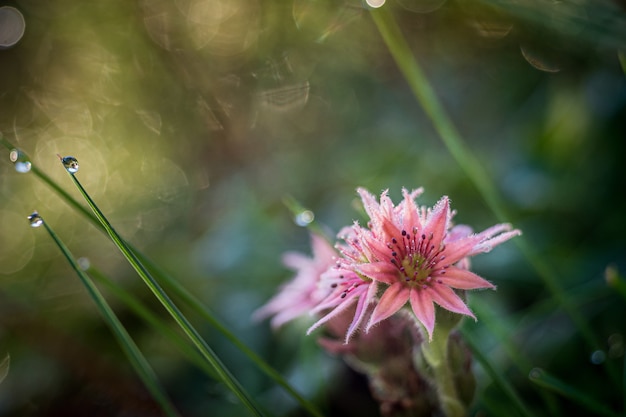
{"left": 0, "top": 0, "right": 625, "bottom": 416}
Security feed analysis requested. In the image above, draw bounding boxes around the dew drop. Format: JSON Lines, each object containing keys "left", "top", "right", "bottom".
{"left": 590, "top": 350, "right": 606, "bottom": 365}
{"left": 61, "top": 156, "right": 79, "bottom": 173}
{"left": 9, "top": 148, "right": 31, "bottom": 173}
{"left": 528, "top": 367, "right": 544, "bottom": 380}
{"left": 77, "top": 257, "right": 90, "bottom": 271}
{"left": 27, "top": 211, "right": 43, "bottom": 228}
{"left": 0, "top": 6, "right": 25, "bottom": 49}
{"left": 294, "top": 210, "right": 314, "bottom": 227}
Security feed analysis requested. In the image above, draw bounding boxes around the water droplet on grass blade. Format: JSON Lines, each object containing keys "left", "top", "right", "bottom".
{"left": 9, "top": 148, "right": 31, "bottom": 173}
{"left": 61, "top": 156, "right": 79, "bottom": 173}
{"left": 294, "top": 210, "right": 314, "bottom": 226}
{"left": 27, "top": 211, "right": 43, "bottom": 228}
{"left": 77, "top": 257, "right": 90, "bottom": 271}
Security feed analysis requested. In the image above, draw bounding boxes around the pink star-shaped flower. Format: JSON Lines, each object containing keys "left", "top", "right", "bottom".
{"left": 335, "top": 188, "right": 521, "bottom": 340}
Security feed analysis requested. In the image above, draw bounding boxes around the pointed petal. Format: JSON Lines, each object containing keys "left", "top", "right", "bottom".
{"left": 429, "top": 284, "right": 475, "bottom": 319}
{"left": 439, "top": 235, "right": 482, "bottom": 266}
{"left": 307, "top": 295, "right": 358, "bottom": 335}
{"left": 310, "top": 233, "right": 337, "bottom": 263}
{"left": 424, "top": 196, "right": 450, "bottom": 249}
{"left": 356, "top": 262, "right": 398, "bottom": 284}
{"left": 469, "top": 229, "right": 522, "bottom": 255}
{"left": 357, "top": 187, "right": 382, "bottom": 225}
{"left": 345, "top": 281, "right": 377, "bottom": 343}
{"left": 366, "top": 282, "right": 409, "bottom": 331}
{"left": 363, "top": 233, "right": 395, "bottom": 262}
{"left": 474, "top": 223, "right": 513, "bottom": 240}
{"left": 401, "top": 188, "right": 423, "bottom": 234}
{"left": 446, "top": 225, "right": 473, "bottom": 243}
{"left": 436, "top": 266, "right": 495, "bottom": 290}
{"left": 409, "top": 288, "right": 436, "bottom": 341}
{"left": 269, "top": 308, "right": 306, "bottom": 329}
{"left": 281, "top": 252, "right": 312, "bottom": 270}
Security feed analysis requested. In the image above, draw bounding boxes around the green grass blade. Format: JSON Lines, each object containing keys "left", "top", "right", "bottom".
{"left": 62, "top": 168, "right": 266, "bottom": 417}
{"left": 461, "top": 329, "right": 534, "bottom": 417}
{"left": 529, "top": 368, "right": 620, "bottom": 417}
{"left": 84, "top": 262, "right": 219, "bottom": 381}
{"left": 368, "top": 6, "right": 614, "bottom": 381}
{"left": 1, "top": 139, "right": 323, "bottom": 417}
{"left": 38, "top": 216, "right": 180, "bottom": 417}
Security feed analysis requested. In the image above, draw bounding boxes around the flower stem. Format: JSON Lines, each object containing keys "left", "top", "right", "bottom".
{"left": 421, "top": 327, "right": 465, "bottom": 417}
{"left": 40, "top": 218, "right": 180, "bottom": 417}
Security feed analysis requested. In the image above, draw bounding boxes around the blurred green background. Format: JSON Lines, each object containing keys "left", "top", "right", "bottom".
{"left": 0, "top": 0, "right": 625, "bottom": 416}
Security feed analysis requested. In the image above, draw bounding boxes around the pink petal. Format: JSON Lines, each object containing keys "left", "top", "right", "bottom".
{"left": 281, "top": 252, "right": 311, "bottom": 270}
{"left": 357, "top": 188, "right": 382, "bottom": 226}
{"left": 469, "top": 229, "right": 522, "bottom": 256}
{"left": 363, "top": 233, "right": 395, "bottom": 262}
{"left": 366, "top": 282, "right": 410, "bottom": 331}
{"left": 424, "top": 196, "right": 450, "bottom": 248}
{"left": 270, "top": 308, "right": 306, "bottom": 329}
{"left": 439, "top": 235, "right": 482, "bottom": 266}
{"left": 310, "top": 233, "right": 337, "bottom": 262}
{"left": 474, "top": 223, "right": 513, "bottom": 241}
{"left": 409, "top": 288, "right": 436, "bottom": 341}
{"left": 429, "top": 284, "right": 475, "bottom": 319}
{"left": 307, "top": 295, "right": 358, "bottom": 335}
{"left": 345, "top": 281, "right": 377, "bottom": 343}
{"left": 401, "top": 188, "right": 423, "bottom": 234}
{"left": 357, "top": 262, "right": 399, "bottom": 284}
{"left": 446, "top": 225, "right": 473, "bottom": 243}
{"left": 436, "top": 266, "right": 495, "bottom": 290}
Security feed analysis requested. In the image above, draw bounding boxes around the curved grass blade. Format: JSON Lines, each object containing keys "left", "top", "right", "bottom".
{"left": 37, "top": 215, "right": 180, "bottom": 417}
{"left": 60, "top": 165, "right": 265, "bottom": 417}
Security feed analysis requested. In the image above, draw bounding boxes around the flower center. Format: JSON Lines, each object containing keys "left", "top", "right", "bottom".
{"left": 389, "top": 228, "right": 445, "bottom": 287}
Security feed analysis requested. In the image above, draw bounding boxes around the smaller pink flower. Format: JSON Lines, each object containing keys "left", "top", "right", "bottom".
{"left": 253, "top": 233, "right": 336, "bottom": 329}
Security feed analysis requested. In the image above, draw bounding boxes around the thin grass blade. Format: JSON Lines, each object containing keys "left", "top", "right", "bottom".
{"left": 38, "top": 216, "right": 180, "bottom": 417}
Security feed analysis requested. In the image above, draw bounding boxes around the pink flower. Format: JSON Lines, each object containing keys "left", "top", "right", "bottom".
{"left": 253, "top": 233, "right": 337, "bottom": 329}
{"left": 305, "top": 258, "right": 377, "bottom": 344}
{"left": 335, "top": 187, "right": 521, "bottom": 341}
